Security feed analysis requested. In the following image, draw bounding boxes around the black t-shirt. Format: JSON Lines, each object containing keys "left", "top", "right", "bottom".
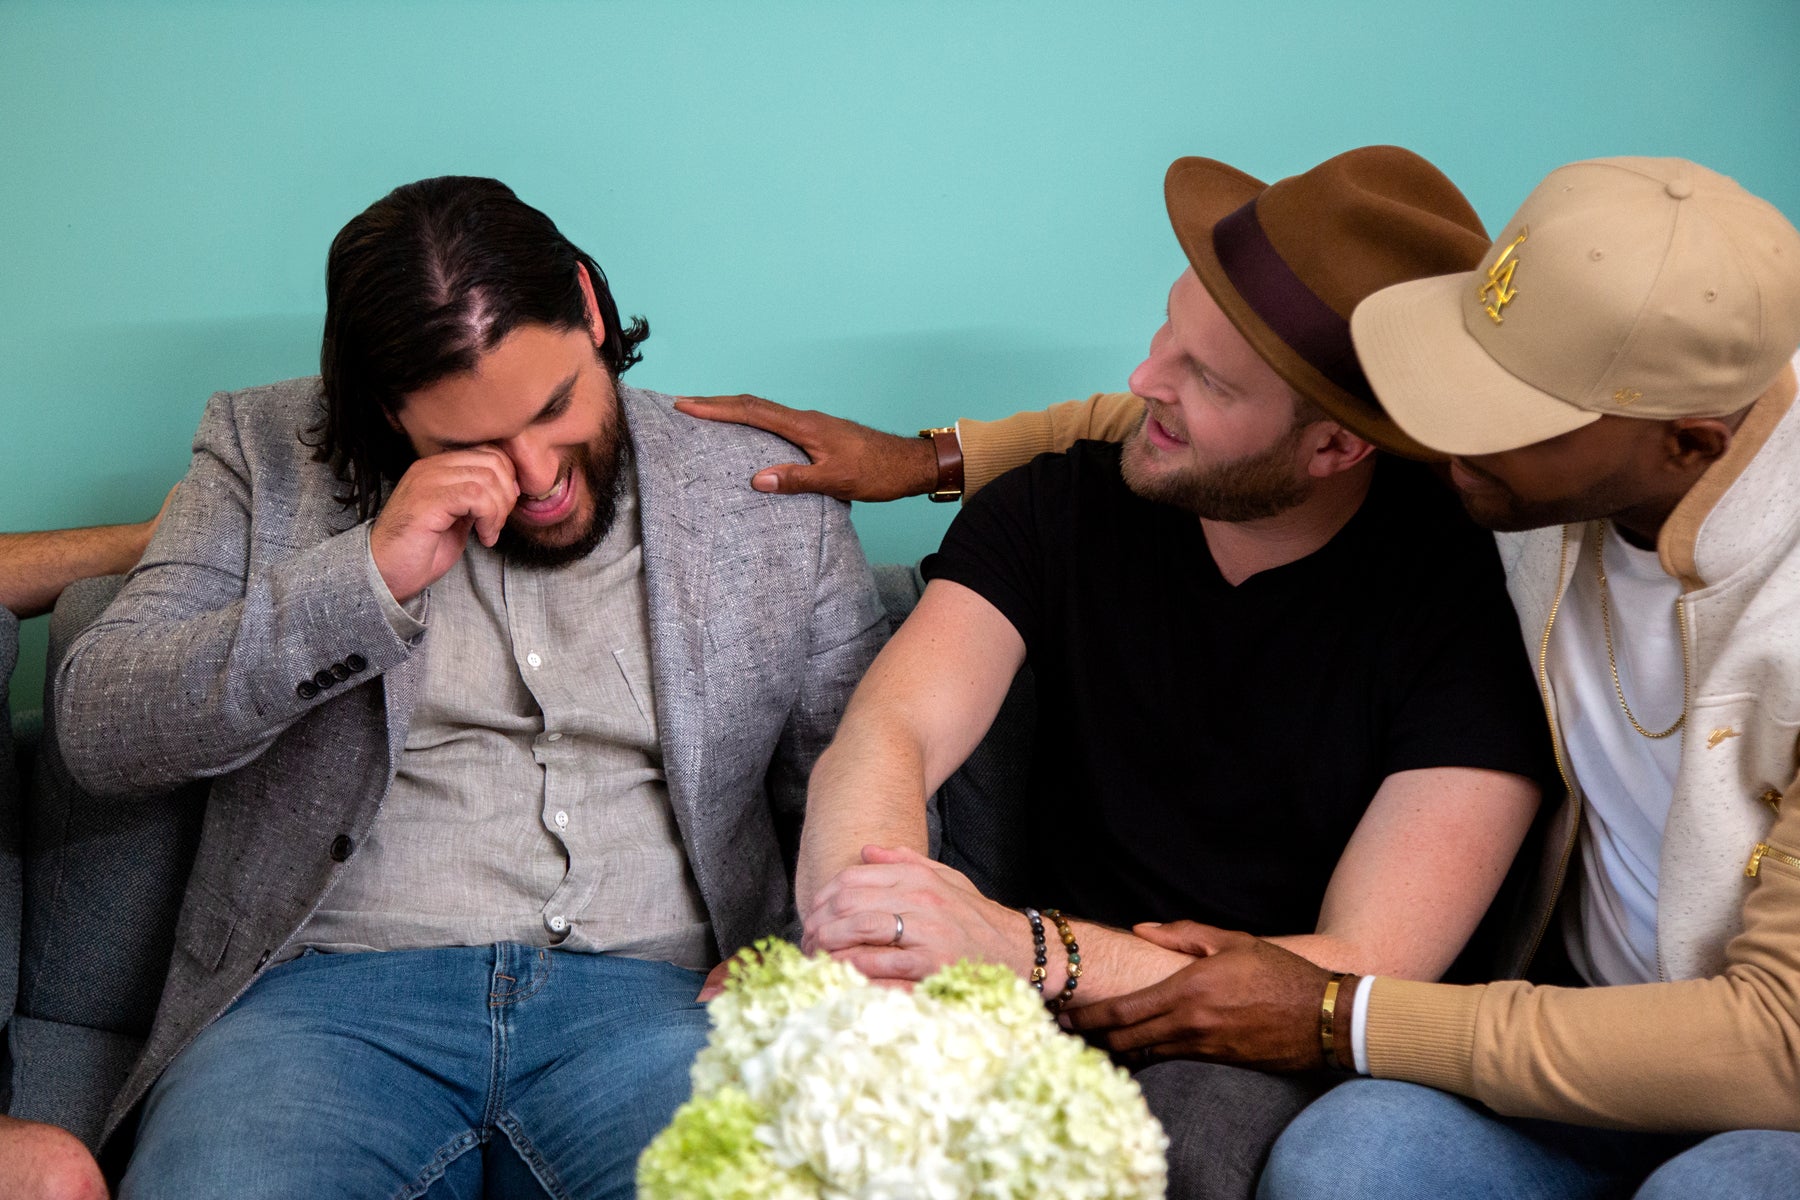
{"left": 923, "top": 441, "right": 1553, "bottom": 936}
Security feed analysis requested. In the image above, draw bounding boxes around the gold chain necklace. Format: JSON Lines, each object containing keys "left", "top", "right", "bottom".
{"left": 1594, "top": 523, "right": 1687, "bottom": 739}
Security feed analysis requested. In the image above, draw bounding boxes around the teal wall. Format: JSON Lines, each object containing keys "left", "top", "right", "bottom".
{"left": 4, "top": 0, "right": 1798, "bottom": 707}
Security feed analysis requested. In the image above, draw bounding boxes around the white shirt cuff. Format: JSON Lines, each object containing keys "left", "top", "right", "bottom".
{"left": 1350, "top": 973, "right": 1376, "bottom": 1075}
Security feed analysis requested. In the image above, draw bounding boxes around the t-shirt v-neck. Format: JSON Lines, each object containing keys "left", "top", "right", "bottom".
{"left": 925, "top": 440, "right": 1554, "bottom": 935}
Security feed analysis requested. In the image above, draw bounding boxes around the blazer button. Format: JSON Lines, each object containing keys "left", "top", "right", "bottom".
{"left": 330, "top": 834, "right": 355, "bottom": 862}
{"left": 330, "top": 662, "right": 352, "bottom": 681}
{"left": 296, "top": 679, "right": 320, "bottom": 700}
{"left": 313, "top": 669, "right": 339, "bottom": 690}
{"left": 345, "top": 653, "right": 368, "bottom": 673}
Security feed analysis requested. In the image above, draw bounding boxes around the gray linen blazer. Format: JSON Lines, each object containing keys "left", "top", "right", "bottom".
{"left": 54, "top": 377, "right": 885, "bottom": 1143}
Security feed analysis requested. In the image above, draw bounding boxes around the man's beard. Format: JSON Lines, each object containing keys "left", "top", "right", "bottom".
{"left": 1450, "top": 460, "right": 1642, "bottom": 534}
{"left": 1455, "top": 490, "right": 1572, "bottom": 533}
{"left": 494, "top": 420, "right": 628, "bottom": 569}
{"left": 1119, "top": 412, "right": 1311, "bottom": 521}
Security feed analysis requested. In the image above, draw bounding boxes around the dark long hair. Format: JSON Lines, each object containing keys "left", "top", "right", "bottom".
{"left": 311, "top": 176, "right": 648, "bottom": 519}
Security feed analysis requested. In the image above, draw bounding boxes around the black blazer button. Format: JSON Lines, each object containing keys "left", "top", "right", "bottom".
{"left": 330, "top": 662, "right": 352, "bottom": 681}
{"left": 296, "top": 679, "right": 320, "bottom": 700}
{"left": 345, "top": 653, "right": 368, "bottom": 673}
{"left": 313, "top": 669, "right": 339, "bottom": 690}
{"left": 330, "top": 834, "right": 355, "bottom": 862}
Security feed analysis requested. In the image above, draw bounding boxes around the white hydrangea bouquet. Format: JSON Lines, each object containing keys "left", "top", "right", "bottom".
{"left": 637, "top": 939, "right": 1167, "bottom": 1200}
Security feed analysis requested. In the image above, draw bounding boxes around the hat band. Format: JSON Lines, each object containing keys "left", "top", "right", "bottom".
{"left": 1211, "top": 200, "right": 1376, "bottom": 406}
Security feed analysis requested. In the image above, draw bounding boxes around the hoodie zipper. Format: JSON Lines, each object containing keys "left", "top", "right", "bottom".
{"left": 1518, "top": 526, "right": 1582, "bottom": 974}
{"left": 1653, "top": 588, "right": 1694, "bottom": 985}
{"left": 1746, "top": 842, "right": 1800, "bottom": 878}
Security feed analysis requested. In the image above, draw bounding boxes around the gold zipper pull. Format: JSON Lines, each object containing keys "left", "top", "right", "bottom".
{"left": 1746, "top": 841, "right": 1800, "bottom": 878}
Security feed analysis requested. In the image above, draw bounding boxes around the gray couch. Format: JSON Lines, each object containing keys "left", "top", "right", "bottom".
{"left": 0, "top": 564, "right": 1035, "bottom": 1160}
{"left": 5, "top": 580, "right": 210, "bottom": 1157}
{"left": 1, "top": 568, "right": 1540, "bottom": 1167}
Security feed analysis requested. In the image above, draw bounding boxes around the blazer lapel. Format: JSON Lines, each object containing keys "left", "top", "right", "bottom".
{"left": 622, "top": 387, "right": 713, "bottom": 849}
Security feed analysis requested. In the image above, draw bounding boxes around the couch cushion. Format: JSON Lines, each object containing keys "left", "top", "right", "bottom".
{"left": 13, "top": 577, "right": 206, "bottom": 1146}
{"left": 5, "top": 1016, "right": 139, "bottom": 1151}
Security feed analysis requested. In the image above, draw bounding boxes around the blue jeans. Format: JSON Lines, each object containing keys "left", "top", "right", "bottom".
{"left": 120, "top": 944, "right": 711, "bottom": 1200}
{"left": 1258, "top": 1079, "right": 1800, "bottom": 1200}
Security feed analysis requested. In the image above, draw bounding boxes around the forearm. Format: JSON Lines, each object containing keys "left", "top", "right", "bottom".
{"left": 1364, "top": 970, "right": 1800, "bottom": 1131}
{"left": 0, "top": 522, "right": 154, "bottom": 618}
{"left": 1362, "top": 801, "right": 1800, "bottom": 1129}
{"left": 796, "top": 716, "right": 933, "bottom": 914}
{"left": 799, "top": 577, "right": 1023, "bottom": 912}
{"left": 1293, "top": 767, "right": 1541, "bottom": 982}
{"left": 957, "top": 392, "right": 1145, "bottom": 498}
{"left": 1057, "top": 919, "right": 1195, "bottom": 1006}
{"left": 1266, "top": 933, "right": 1373, "bottom": 975}
{"left": 56, "top": 526, "right": 415, "bottom": 795}
{"left": 1265, "top": 931, "right": 1458, "bottom": 980}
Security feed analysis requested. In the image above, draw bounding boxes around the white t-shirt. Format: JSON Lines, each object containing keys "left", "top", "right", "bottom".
{"left": 1547, "top": 522, "right": 1685, "bottom": 986}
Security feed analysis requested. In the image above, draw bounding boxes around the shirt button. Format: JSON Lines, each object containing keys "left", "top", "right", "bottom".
{"left": 548, "top": 915, "right": 568, "bottom": 933}
{"left": 554, "top": 811, "right": 569, "bottom": 829}
{"left": 545, "top": 732, "right": 562, "bottom": 742}
{"left": 526, "top": 652, "right": 542, "bottom": 669}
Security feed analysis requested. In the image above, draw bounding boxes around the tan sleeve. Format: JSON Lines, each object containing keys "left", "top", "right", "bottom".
{"left": 1364, "top": 796, "right": 1800, "bottom": 1132}
{"left": 955, "top": 392, "right": 1145, "bottom": 499}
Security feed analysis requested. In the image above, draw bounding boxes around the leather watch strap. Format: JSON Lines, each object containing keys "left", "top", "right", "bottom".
{"left": 919, "top": 426, "right": 964, "bottom": 503}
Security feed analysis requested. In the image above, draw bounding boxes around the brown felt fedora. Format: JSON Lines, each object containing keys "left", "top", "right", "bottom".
{"left": 1166, "top": 146, "right": 1490, "bottom": 459}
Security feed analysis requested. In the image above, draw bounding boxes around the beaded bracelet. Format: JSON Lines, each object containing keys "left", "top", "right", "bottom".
{"left": 1023, "top": 907, "right": 1049, "bottom": 993}
{"left": 1041, "top": 908, "right": 1082, "bottom": 1012}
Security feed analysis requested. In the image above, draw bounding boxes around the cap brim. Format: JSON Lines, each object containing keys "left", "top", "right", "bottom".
{"left": 1351, "top": 273, "right": 1601, "bottom": 456}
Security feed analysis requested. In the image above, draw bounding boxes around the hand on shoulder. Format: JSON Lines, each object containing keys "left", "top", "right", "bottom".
{"left": 675, "top": 394, "right": 938, "bottom": 502}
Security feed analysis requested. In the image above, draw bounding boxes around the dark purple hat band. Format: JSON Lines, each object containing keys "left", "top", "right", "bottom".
{"left": 1211, "top": 199, "right": 1377, "bottom": 406}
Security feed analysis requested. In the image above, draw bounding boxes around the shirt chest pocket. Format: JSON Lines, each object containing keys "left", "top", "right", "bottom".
{"left": 1690, "top": 692, "right": 1798, "bottom": 779}
{"left": 612, "top": 644, "right": 657, "bottom": 731}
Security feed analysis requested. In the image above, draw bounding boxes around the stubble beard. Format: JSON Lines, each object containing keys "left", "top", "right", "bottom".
{"left": 1119, "top": 413, "right": 1312, "bottom": 522}
{"left": 1450, "top": 461, "right": 1645, "bottom": 534}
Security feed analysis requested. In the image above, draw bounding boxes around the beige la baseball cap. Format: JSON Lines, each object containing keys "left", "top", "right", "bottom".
{"left": 1350, "top": 157, "right": 1800, "bottom": 456}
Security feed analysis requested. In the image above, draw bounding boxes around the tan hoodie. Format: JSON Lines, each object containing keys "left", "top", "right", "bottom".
{"left": 957, "top": 369, "right": 1800, "bottom": 1131}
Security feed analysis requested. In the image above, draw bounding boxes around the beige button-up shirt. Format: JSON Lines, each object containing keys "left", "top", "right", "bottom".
{"left": 297, "top": 475, "right": 713, "bottom": 968}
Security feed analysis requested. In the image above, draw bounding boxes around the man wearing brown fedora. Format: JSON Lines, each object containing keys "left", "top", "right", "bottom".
{"left": 714, "top": 147, "right": 1558, "bottom": 1199}
{"left": 1241, "top": 158, "right": 1800, "bottom": 1197}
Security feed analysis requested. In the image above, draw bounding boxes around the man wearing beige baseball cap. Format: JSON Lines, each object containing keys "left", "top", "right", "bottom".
{"left": 1253, "top": 158, "right": 1800, "bottom": 1196}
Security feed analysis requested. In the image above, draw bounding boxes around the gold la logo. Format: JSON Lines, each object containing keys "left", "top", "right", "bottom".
{"left": 1478, "top": 227, "right": 1529, "bottom": 325}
